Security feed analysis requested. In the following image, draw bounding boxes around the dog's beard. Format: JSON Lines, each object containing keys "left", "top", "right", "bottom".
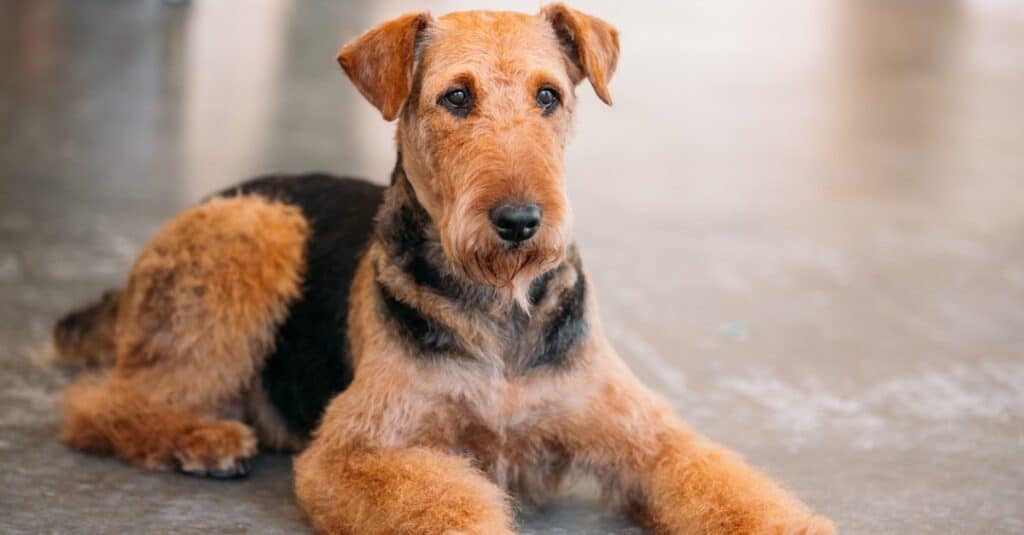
{"left": 442, "top": 208, "right": 569, "bottom": 311}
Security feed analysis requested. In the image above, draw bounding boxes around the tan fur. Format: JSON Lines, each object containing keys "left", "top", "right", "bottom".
{"left": 295, "top": 446, "right": 515, "bottom": 535}
{"left": 112, "top": 195, "right": 307, "bottom": 408}
{"left": 559, "top": 330, "right": 835, "bottom": 534}
{"left": 61, "top": 373, "right": 258, "bottom": 472}
{"left": 338, "top": 13, "right": 431, "bottom": 121}
{"left": 297, "top": 6, "right": 834, "bottom": 535}
{"left": 541, "top": 4, "right": 619, "bottom": 105}
{"left": 59, "top": 195, "right": 309, "bottom": 473}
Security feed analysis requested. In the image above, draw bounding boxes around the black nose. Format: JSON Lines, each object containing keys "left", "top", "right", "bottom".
{"left": 489, "top": 203, "right": 542, "bottom": 243}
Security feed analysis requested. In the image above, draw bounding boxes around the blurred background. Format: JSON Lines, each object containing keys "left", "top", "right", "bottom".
{"left": 1, "top": 1, "right": 1022, "bottom": 533}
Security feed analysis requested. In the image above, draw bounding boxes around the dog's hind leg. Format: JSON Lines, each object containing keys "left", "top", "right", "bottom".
{"left": 61, "top": 373, "right": 259, "bottom": 478}
{"left": 58, "top": 195, "right": 309, "bottom": 477}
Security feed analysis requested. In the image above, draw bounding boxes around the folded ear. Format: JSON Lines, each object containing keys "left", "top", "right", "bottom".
{"left": 337, "top": 12, "right": 431, "bottom": 121}
{"left": 541, "top": 4, "right": 620, "bottom": 105}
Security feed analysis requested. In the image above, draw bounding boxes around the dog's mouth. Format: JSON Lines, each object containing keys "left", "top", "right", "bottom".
{"left": 440, "top": 217, "right": 567, "bottom": 307}
{"left": 501, "top": 239, "right": 530, "bottom": 251}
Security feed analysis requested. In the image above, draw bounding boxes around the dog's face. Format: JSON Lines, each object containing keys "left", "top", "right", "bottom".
{"left": 339, "top": 5, "right": 618, "bottom": 304}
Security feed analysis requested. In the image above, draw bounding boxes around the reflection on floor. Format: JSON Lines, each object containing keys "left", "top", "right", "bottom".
{"left": 1, "top": 1, "right": 1022, "bottom": 533}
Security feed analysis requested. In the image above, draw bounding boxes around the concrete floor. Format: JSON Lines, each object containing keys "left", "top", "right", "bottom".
{"left": 2, "top": 1, "right": 1022, "bottom": 533}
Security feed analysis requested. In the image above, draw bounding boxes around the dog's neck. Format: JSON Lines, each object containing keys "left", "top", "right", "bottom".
{"left": 375, "top": 156, "right": 506, "bottom": 309}
{"left": 369, "top": 156, "right": 589, "bottom": 370}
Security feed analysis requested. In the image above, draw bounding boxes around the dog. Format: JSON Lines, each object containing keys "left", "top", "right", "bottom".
{"left": 53, "top": 5, "right": 835, "bottom": 534}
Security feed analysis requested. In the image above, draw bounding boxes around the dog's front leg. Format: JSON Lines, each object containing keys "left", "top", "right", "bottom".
{"left": 624, "top": 426, "right": 836, "bottom": 535}
{"left": 295, "top": 444, "right": 514, "bottom": 534}
{"left": 565, "top": 350, "right": 835, "bottom": 534}
{"left": 293, "top": 368, "right": 515, "bottom": 535}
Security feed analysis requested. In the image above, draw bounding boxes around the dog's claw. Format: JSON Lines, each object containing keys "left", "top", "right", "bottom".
{"left": 207, "top": 458, "right": 251, "bottom": 480}
{"left": 176, "top": 457, "right": 252, "bottom": 480}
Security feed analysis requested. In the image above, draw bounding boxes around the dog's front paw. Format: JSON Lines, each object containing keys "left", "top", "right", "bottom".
{"left": 173, "top": 420, "right": 258, "bottom": 479}
{"left": 766, "top": 514, "right": 836, "bottom": 535}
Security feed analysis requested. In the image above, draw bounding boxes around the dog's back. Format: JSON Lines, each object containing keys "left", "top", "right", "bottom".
{"left": 218, "top": 174, "right": 384, "bottom": 435}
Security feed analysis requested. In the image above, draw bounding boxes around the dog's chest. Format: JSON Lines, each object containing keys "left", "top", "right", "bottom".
{"left": 437, "top": 376, "right": 581, "bottom": 501}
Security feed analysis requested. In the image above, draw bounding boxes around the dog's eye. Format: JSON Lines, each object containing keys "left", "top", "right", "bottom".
{"left": 536, "top": 87, "right": 559, "bottom": 115}
{"left": 439, "top": 88, "right": 473, "bottom": 117}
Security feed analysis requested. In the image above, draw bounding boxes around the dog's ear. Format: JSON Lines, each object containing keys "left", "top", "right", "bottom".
{"left": 541, "top": 4, "right": 619, "bottom": 105}
{"left": 338, "top": 12, "right": 431, "bottom": 121}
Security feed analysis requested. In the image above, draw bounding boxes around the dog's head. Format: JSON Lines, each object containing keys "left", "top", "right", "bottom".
{"left": 339, "top": 5, "right": 618, "bottom": 304}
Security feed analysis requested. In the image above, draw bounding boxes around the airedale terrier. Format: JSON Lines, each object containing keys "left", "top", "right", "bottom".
{"left": 54, "top": 5, "right": 835, "bottom": 534}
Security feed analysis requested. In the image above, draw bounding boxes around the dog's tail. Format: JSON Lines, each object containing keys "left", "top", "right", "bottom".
{"left": 53, "top": 289, "right": 122, "bottom": 369}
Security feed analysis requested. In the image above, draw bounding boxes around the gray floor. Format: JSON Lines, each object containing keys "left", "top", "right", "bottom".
{"left": 2, "top": 1, "right": 1022, "bottom": 533}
